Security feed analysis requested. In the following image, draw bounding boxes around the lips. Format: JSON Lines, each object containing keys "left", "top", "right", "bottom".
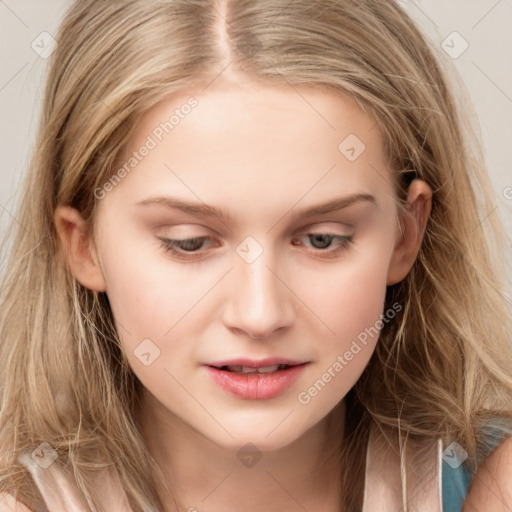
{"left": 206, "top": 357, "right": 307, "bottom": 370}
{"left": 205, "top": 358, "right": 310, "bottom": 400}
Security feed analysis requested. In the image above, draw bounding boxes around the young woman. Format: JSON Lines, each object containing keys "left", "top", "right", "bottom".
{"left": 1, "top": 1, "right": 511, "bottom": 510}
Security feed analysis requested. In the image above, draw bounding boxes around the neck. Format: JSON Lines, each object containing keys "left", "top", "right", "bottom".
{"left": 138, "top": 394, "right": 346, "bottom": 512}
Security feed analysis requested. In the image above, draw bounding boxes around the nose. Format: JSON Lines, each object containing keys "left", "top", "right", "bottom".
{"left": 222, "top": 242, "right": 295, "bottom": 339}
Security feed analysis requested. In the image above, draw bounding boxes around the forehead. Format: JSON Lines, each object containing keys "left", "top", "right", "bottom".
{"left": 105, "top": 80, "right": 394, "bottom": 218}
{"left": 133, "top": 80, "right": 384, "bottom": 154}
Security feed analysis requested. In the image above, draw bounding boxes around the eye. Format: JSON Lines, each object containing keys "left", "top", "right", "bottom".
{"left": 292, "top": 233, "right": 353, "bottom": 257}
{"left": 156, "top": 232, "right": 353, "bottom": 261}
{"left": 157, "top": 236, "right": 215, "bottom": 260}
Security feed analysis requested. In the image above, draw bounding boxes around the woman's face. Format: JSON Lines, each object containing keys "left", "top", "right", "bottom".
{"left": 67, "top": 80, "right": 426, "bottom": 451}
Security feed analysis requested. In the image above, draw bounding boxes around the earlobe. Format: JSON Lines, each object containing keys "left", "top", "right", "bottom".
{"left": 54, "top": 206, "right": 107, "bottom": 291}
{"left": 386, "top": 179, "right": 432, "bottom": 286}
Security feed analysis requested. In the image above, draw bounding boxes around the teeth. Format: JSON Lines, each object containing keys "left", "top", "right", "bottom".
{"left": 225, "top": 365, "right": 243, "bottom": 372}
{"left": 224, "top": 364, "right": 284, "bottom": 373}
{"left": 255, "top": 365, "right": 281, "bottom": 373}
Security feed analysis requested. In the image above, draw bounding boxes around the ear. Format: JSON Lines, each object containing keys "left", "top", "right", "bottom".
{"left": 54, "top": 206, "right": 107, "bottom": 291}
{"left": 386, "top": 179, "right": 432, "bottom": 285}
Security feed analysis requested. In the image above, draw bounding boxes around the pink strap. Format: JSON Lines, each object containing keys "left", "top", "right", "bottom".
{"left": 363, "top": 423, "right": 443, "bottom": 511}
{"left": 17, "top": 450, "right": 134, "bottom": 512}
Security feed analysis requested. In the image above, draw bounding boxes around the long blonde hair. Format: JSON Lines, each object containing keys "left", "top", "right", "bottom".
{"left": 1, "top": 0, "right": 511, "bottom": 510}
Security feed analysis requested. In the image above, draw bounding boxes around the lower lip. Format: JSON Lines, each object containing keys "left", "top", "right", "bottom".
{"left": 206, "top": 364, "right": 308, "bottom": 400}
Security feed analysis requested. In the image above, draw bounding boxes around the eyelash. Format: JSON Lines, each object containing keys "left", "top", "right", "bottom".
{"left": 157, "top": 233, "right": 353, "bottom": 260}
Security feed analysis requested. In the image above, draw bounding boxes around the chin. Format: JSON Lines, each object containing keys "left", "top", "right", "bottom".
{"left": 201, "top": 416, "right": 315, "bottom": 453}
{"left": 221, "top": 432, "right": 302, "bottom": 454}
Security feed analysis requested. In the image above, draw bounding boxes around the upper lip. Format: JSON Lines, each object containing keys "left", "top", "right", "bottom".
{"left": 206, "top": 358, "right": 309, "bottom": 368}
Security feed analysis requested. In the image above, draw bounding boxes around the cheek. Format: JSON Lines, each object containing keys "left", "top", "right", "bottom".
{"left": 298, "top": 251, "right": 391, "bottom": 347}
{"left": 98, "top": 234, "right": 209, "bottom": 345}
{"left": 293, "top": 253, "right": 392, "bottom": 410}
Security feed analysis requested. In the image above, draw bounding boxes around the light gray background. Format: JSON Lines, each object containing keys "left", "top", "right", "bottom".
{"left": 1, "top": 1, "right": 511, "bottom": 265}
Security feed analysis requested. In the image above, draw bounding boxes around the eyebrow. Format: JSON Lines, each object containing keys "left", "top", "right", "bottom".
{"left": 136, "top": 193, "right": 376, "bottom": 224}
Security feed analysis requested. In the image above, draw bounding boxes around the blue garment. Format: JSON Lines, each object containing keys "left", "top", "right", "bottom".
{"left": 442, "top": 460, "right": 473, "bottom": 511}
{"left": 442, "top": 424, "right": 511, "bottom": 511}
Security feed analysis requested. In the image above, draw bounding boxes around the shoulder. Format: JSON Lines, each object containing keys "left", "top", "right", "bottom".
{"left": 463, "top": 434, "right": 512, "bottom": 511}
{"left": 0, "top": 493, "right": 34, "bottom": 512}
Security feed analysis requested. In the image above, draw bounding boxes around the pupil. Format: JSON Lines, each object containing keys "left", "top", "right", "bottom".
{"left": 310, "top": 234, "right": 333, "bottom": 249}
{"left": 180, "top": 238, "right": 204, "bottom": 251}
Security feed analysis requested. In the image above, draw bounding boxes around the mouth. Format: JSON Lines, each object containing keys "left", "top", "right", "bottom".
{"left": 204, "top": 359, "right": 310, "bottom": 400}
{"left": 211, "top": 363, "right": 296, "bottom": 374}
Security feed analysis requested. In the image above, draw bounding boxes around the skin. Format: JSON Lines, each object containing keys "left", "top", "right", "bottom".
{"left": 463, "top": 435, "right": 512, "bottom": 511}
{"left": 54, "top": 78, "right": 433, "bottom": 511}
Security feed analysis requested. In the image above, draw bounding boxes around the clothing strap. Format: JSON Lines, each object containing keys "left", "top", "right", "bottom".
{"left": 17, "top": 450, "right": 134, "bottom": 512}
{"left": 363, "top": 423, "right": 443, "bottom": 511}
